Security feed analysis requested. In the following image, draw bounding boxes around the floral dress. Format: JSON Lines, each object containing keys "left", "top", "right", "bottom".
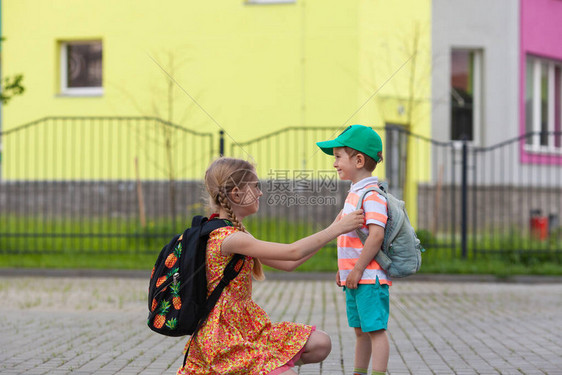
{"left": 177, "top": 226, "right": 314, "bottom": 375}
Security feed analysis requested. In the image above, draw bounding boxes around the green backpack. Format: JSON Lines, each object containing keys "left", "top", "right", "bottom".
{"left": 355, "top": 182, "right": 424, "bottom": 278}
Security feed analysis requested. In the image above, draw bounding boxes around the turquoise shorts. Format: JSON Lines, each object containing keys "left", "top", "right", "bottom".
{"left": 344, "top": 279, "right": 389, "bottom": 332}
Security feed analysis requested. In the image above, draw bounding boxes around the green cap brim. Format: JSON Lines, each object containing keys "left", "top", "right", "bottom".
{"left": 316, "top": 140, "right": 344, "bottom": 155}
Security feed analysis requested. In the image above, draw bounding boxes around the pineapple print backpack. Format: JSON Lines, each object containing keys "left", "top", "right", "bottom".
{"left": 147, "top": 215, "right": 245, "bottom": 337}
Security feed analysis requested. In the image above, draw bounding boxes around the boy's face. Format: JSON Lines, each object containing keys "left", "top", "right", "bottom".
{"left": 333, "top": 147, "right": 355, "bottom": 181}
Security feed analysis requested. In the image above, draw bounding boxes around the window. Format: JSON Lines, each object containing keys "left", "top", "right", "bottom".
{"left": 450, "top": 49, "right": 482, "bottom": 143}
{"left": 525, "top": 56, "right": 562, "bottom": 151}
{"left": 385, "top": 124, "right": 408, "bottom": 200}
{"left": 60, "top": 41, "right": 103, "bottom": 96}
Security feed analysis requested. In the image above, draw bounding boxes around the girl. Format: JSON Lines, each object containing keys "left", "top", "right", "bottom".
{"left": 178, "top": 157, "right": 364, "bottom": 375}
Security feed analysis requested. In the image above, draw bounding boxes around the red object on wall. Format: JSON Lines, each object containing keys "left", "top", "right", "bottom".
{"left": 530, "top": 216, "right": 549, "bottom": 241}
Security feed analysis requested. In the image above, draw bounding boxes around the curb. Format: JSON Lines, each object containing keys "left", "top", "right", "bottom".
{"left": 1, "top": 268, "right": 561, "bottom": 283}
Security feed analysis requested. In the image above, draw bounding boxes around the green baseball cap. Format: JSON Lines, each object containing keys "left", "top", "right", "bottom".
{"left": 316, "top": 125, "right": 383, "bottom": 162}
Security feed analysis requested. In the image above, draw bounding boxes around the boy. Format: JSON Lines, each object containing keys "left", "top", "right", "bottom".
{"left": 316, "top": 125, "right": 390, "bottom": 375}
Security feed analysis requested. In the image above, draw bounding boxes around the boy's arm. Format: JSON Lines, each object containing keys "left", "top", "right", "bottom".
{"left": 345, "top": 224, "right": 384, "bottom": 289}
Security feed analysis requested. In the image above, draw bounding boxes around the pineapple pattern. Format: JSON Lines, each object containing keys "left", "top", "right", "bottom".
{"left": 165, "top": 317, "right": 178, "bottom": 330}
{"left": 153, "top": 300, "right": 171, "bottom": 329}
{"left": 150, "top": 284, "right": 184, "bottom": 330}
{"left": 156, "top": 274, "right": 167, "bottom": 288}
{"left": 156, "top": 267, "right": 179, "bottom": 288}
{"left": 151, "top": 287, "right": 183, "bottom": 331}
{"left": 165, "top": 242, "right": 182, "bottom": 268}
{"left": 170, "top": 283, "right": 182, "bottom": 310}
{"left": 149, "top": 240, "right": 182, "bottom": 331}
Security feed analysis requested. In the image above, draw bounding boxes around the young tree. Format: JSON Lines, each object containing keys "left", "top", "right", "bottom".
{"left": 1, "top": 74, "right": 24, "bottom": 104}
{"left": 1, "top": 38, "right": 25, "bottom": 104}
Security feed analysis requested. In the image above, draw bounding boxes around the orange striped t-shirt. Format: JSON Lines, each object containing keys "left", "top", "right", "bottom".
{"left": 337, "top": 177, "right": 391, "bottom": 286}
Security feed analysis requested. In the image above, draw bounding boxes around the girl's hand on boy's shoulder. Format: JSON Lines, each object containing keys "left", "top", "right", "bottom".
{"left": 335, "top": 209, "right": 364, "bottom": 235}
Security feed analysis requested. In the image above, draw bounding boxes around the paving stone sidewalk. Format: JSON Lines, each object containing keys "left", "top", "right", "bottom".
{"left": 0, "top": 275, "right": 561, "bottom": 375}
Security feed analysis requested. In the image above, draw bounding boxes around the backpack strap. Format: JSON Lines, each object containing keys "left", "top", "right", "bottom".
{"left": 201, "top": 217, "right": 234, "bottom": 236}
{"left": 354, "top": 185, "right": 384, "bottom": 243}
{"left": 183, "top": 220, "right": 245, "bottom": 366}
{"left": 176, "top": 216, "right": 236, "bottom": 289}
{"left": 201, "top": 253, "right": 245, "bottom": 319}
{"left": 353, "top": 184, "right": 393, "bottom": 271}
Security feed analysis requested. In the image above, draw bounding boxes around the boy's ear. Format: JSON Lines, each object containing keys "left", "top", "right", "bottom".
{"left": 355, "top": 153, "right": 365, "bottom": 169}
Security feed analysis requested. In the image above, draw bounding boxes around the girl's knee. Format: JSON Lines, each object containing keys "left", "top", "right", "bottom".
{"left": 306, "top": 330, "right": 331, "bottom": 361}
{"left": 315, "top": 330, "right": 332, "bottom": 357}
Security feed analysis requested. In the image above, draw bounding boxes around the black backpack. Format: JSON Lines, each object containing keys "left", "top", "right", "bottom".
{"left": 147, "top": 216, "right": 245, "bottom": 339}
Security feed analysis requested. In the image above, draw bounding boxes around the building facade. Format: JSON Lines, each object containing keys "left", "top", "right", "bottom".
{"left": 0, "top": 0, "right": 431, "bottom": 179}
{"left": 2, "top": 0, "right": 562, "bottom": 228}
{"left": 432, "top": 0, "right": 562, "bottom": 186}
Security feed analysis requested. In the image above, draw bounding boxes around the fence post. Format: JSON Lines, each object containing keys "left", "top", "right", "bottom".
{"left": 461, "top": 140, "right": 468, "bottom": 259}
{"left": 219, "top": 130, "right": 225, "bottom": 156}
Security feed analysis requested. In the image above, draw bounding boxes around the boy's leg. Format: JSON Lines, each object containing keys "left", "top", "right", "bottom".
{"left": 368, "top": 329, "right": 389, "bottom": 373}
{"left": 354, "top": 327, "right": 371, "bottom": 371}
{"left": 354, "top": 280, "right": 390, "bottom": 374}
{"left": 346, "top": 288, "right": 371, "bottom": 373}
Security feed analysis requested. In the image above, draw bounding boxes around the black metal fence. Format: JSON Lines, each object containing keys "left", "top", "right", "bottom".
{"left": 1, "top": 117, "right": 561, "bottom": 259}
{"left": 416, "top": 130, "right": 562, "bottom": 259}
{"left": 0, "top": 117, "right": 214, "bottom": 253}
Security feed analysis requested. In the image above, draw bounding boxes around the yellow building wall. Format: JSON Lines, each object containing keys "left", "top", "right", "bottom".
{"left": 355, "top": 0, "right": 432, "bottom": 223}
{"left": 2, "top": 0, "right": 361, "bottom": 180}
{"left": 2, "top": 0, "right": 431, "bottom": 221}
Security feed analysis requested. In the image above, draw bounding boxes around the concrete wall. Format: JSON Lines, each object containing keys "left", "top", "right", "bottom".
{"left": 432, "top": 0, "right": 519, "bottom": 146}
{"left": 0, "top": 180, "right": 347, "bottom": 222}
{"left": 431, "top": 0, "right": 520, "bottom": 183}
{"left": 3, "top": 180, "right": 561, "bottom": 235}
{"left": 418, "top": 184, "right": 562, "bottom": 234}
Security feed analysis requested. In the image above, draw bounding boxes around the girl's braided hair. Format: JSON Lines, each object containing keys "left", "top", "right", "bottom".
{"left": 205, "top": 157, "right": 264, "bottom": 280}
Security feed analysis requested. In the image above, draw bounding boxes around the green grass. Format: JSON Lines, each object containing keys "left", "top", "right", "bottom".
{"left": 0, "top": 215, "right": 188, "bottom": 253}
{"left": 2, "top": 247, "right": 561, "bottom": 277}
{"left": 415, "top": 228, "right": 562, "bottom": 276}
{"left": 417, "top": 249, "right": 562, "bottom": 277}
{"left": 0, "top": 252, "right": 158, "bottom": 270}
{"left": 1, "top": 216, "right": 561, "bottom": 276}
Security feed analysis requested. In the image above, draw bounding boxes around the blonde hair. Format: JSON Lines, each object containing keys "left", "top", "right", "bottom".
{"left": 204, "top": 157, "right": 265, "bottom": 280}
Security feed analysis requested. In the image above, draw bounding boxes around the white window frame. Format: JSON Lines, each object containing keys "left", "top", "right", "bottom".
{"left": 525, "top": 56, "right": 562, "bottom": 154}
{"left": 60, "top": 41, "right": 103, "bottom": 96}
{"left": 472, "top": 51, "right": 482, "bottom": 146}
{"left": 450, "top": 48, "right": 483, "bottom": 145}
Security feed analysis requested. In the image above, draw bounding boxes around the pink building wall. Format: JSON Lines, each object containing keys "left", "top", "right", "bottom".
{"left": 520, "top": 0, "right": 562, "bottom": 164}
